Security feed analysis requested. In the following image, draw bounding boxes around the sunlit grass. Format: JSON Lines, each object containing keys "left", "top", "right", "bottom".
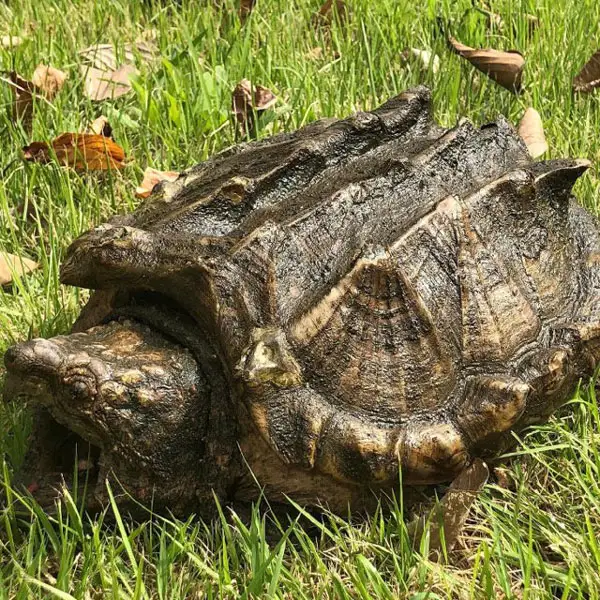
{"left": 1, "top": 0, "right": 600, "bottom": 597}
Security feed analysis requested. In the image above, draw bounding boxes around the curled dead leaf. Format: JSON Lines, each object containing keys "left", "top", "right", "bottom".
{"left": 239, "top": 0, "right": 256, "bottom": 22}
{"left": 518, "top": 107, "right": 548, "bottom": 158}
{"left": 305, "top": 47, "right": 324, "bottom": 60}
{"left": 492, "top": 467, "right": 515, "bottom": 490}
{"left": 232, "top": 79, "right": 276, "bottom": 136}
{"left": 79, "top": 41, "right": 155, "bottom": 102}
{"left": 314, "top": 0, "right": 348, "bottom": 27}
{"left": 87, "top": 115, "right": 113, "bottom": 137}
{"left": 135, "top": 167, "right": 180, "bottom": 198}
{"left": 0, "top": 253, "right": 38, "bottom": 286}
{"left": 2, "top": 65, "right": 66, "bottom": 131}
{"left": 23, "top": 133, "right": 126, "bottom": 170}
{"left": 82, "top": 64, "right": 137, "bottom": 101}
{"left": 1, "top": 35, "right": 23, "bottom": 48}
{"left": 525, "top": 14, "right": 539, "bottom": 36}
{"left": 4, "top": 72, "right": 36, "bottom": 126}
{"left": 408, "top": 459, "right": 489, "bottom": 559}
{"left": 574, "top": 50, "right": 600, "bottom": 93}
{"left": 401, "top": 48, "right": 440, "bottom": 74}
{"left": 448, "top": 36, "right": 524, "bottom": 92}
{"left": 31, "top": 64, "right": 68, "bottom": 100}
{"left": 468, "top": 5, "right": 505, "bottom": 32}
{"left": 79, "top": 42, "right": 157, "bottom": 71}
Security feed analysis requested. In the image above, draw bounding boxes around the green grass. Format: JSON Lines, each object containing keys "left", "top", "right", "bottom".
{"left": 1, "top": 0, "right": 600, "bottom": 597}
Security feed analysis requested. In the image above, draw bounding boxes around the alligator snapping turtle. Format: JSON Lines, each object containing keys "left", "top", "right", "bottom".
{"left": 3, "top": 86, "right": 600, "bottom": 516}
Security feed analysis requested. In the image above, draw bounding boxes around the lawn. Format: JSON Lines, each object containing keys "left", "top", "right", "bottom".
{"left": 1, "top": 0, "right": 600, "bottom": 597}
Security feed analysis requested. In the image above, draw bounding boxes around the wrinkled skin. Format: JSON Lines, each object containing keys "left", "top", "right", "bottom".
{"left": 4, "top": 318, "right": 212, "bottom": 513}
{"left": 3, "top": 87, "right": 600, "bottom": 517}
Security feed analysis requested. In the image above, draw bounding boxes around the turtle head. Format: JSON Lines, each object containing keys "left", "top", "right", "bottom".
{"left": 3, "top": 318, "right": 216, "bottom": 514}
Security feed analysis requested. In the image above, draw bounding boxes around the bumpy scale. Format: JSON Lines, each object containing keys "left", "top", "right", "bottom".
{"left": 4, "top": 87, "right": 600, "bottom": 515}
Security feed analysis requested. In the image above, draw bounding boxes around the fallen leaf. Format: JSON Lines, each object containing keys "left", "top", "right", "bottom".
{"left": 468, "top": 8, "right": 538, "bottom": 38}
{"left": 5, "top": 71, "right": 36, "bottom": 126}
{"left": 0, "top": 253, "right": 38, "bottom": 286}
{"left": 448, "top": 36, "right": 524, "bottom": 92}
{"left": 232, "top": 79, "right": 276, "bottom": 136}
{"left": 3, "top": 199, "right": 39, "bottom": 230}
{"left": 135, "top": 167, "right": 180, "bottom": 198}
{"left": 31, "top": 64, "right": 67, "bottom": 99}
{"left": 253, "top": 85, "right": 276, "bottom": 110}
{"left": 518, "top": 107, "right": 548, "bottom": 158}
{"left": 314, "top": 0, "right": 348, "bottom": 26}
{"left": 79, "top": 41, "right": 157, "bottom": 71}
{"left": 87, "top": 115, "right": 112, "bottom": 137}
{"left": 305, "top": 47, "right": 324, "bottom": 60}
{"left": 574, "top": 50, "right": 600, "bottom": 93}
{"left": 239, "top": 0, "right": 256, "bottom": 22}
{"left": 408, "top": 459, "right": 489, "bottom": 559}
{"left": 1, "top": 35, "right": 23, "bottom": 48}
{"left": 139, "top": 28, "right": 159, "bottom": 43}
{"left": 525, "top": 14, "right": 539, "bottom": 36}
{"left": 23, "top": 133, "right": 126, "bottom": 170}
{"left": 82, "top": 64, "right": 137, "bottom": 101}
{"left": 492, "top": 467, "right": 514, "bottom": 490}
{"left": 2, "top": 65, "right": 66, "bottom": 130}
{"left": 401, "top": 48, "right": 440, "bottom": 74}
{"left": 471, "top": 6, "right": 505, "bottom": 31}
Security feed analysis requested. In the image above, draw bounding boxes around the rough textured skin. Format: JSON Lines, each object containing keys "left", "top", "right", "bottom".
{"left": 3, "top": 86, "right": 600, "bottom": 516}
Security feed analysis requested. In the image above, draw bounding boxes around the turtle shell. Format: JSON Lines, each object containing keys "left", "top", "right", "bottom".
{"left": 61, "top": 87, "right": 600, "bottom": 486}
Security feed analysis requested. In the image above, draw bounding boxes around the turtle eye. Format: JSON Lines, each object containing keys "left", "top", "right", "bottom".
{"left": 62, "top": 369, "right": 97, "bottom": 402}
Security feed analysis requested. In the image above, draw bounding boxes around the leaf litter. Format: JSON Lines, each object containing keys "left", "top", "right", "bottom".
{"left": 448, "top": 35, "right": 524, "bottom": 92}
{"left": 232, "top": 79, "right": 277, "bottom": 136}
{"left": 1, "top": 65, "right": 67, "bottom": 129}
{"left": 79, "top": 41, "right": 156, "bottom": 101}
{"left": 401, "top": 48, "right": 440, "bottom": 74}
{"left": 518, "top": 107, "right": 548, "bottom": 158}
{"left": 0, "top": 253, "right": 38, "bottom": 286}
{"left": 573, "top": 50, "right": 600, "bottom": 93}
{"left": 23, "top": 133, "right": 126, "bottom": 170}
{"left": 135, "top": 167, "right": 180, "bottom": 198}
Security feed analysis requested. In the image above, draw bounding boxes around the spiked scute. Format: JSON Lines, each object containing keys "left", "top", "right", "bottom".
{"left": 4, "top": 86, "right": 600, "bottom": 515}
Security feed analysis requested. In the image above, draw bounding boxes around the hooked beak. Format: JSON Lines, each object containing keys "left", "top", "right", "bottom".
{"left": 3, "top": 338, "right": 66, "bottom": 406}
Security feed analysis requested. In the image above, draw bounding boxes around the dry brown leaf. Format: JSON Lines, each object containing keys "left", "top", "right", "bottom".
{"left": 23, "top": 133, "right": 126, "bottom": 170}
{"left": 448, "top": 36, "right": 524, "bottom": 92}
{"left": 82, "top": 64, "right": 137, "bottom": 101}
{"left": 3, "top": 65, "right": 66, "bottom": 130}
{"left": 314, "top": 0, "right": 348, "bottom": 26}
{"left": 305, "top": 47, "right": 324, "bottom": 60}
{"left": 87, "top": 115, "right": 113, "bottom": 137}
{"left": 5, "top": 71, "right": 36, "bottom": 126}
{"left": 493, "top": 467, "right": 515, "bottom": 490}
{"left": 135, "top": 167, "right": 180, "bottom": 198}
{"left": 239, "top": 0, "right": 256, "bottom": 22}
{"left": 471, "top": 8, "right": 538, "bottom": 38}
{"left": 78, "top": 41, "right": 155, "bottom": 102}
{"left": 31, "top": 64, "right": 68, "bottom": 99}
{"left": 525, "top": 14, "right": 539, "bottom": 36}
{"left": 0, "top": 253, "right": 38, "bottom": 286}
{"left": 1, "top": 35, "right": 23, "bottom": 48}
{"left": 518, "top": 107, "right": 548, "bottom": 158}
{"left": 401, "top": 48, "right": 440, "bottom": 74}
{"left": 79, "top": 41, "right": 157, "bottom": 71}
{"left": 471, "top": 6, "right": 505, "bottom": 31}
{"left": 253, "top": 85, "right": 276, "bottom": 110}
{"left": 232, "top": 79, "right": 276, "bottom": 136}
{"left": 574, "top": 50, "right": 600, "bottom": 93}
{"left": 409, "top": 459, "right": 489, "bottom": 559}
